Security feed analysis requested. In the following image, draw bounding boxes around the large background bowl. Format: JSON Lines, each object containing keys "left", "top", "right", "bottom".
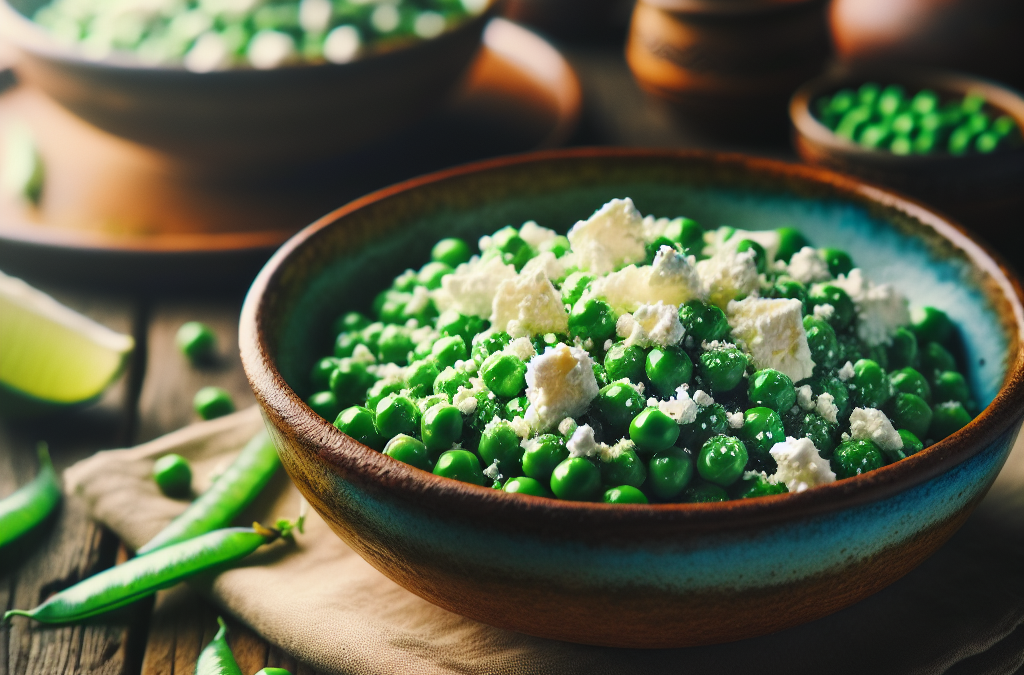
{"left": 0, "top": 0, "right": 493, "bottom": 169}
{"left": 240, "top": 149, "right": 1024, "bottom": 648}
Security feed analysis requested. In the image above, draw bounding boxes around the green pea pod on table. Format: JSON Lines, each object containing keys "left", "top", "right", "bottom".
{"left": 0, "top": 443, "right": 61, "bottom": 550}
{"left": 138, "top": 431, "right": 280, "bottom": 555}
{"left": 195, "top": 616, "right": 242, "bottom": 675}
{"left": 2, "top": 520, "right": 298, "bottom": 625}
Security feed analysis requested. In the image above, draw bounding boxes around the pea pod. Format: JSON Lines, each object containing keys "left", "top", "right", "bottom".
{"left": 0, "top": 443, "right": 61, "bottom": 550}
{"left": 195, "top": 617, "right": 242, "bottom": 675}
{"left": 2, "top": 522, "right": 295, "bottom": 624}
{"left": 138, "top": 432, "right": 280, "bottom": 555}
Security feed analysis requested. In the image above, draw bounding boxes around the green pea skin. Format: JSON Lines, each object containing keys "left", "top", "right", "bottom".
{"left": 478, "top": 420, "right": 523, "bottom": 476}
{"left": 433, "top": 367, "right": 469, "bottom": 400}
{"left": 832, "top": 439, "right": 886, "bottom": 479}
{"left": 733, "top": 407, "right": 783, "bottom": 472}
{"left": 933, "top": 371, "right": 971, "bottom": 407}
{"left": 175, "top": 321, "right": 217, "bottom": 363}
{"left": 417, "top": 261, "right": 452, "bottom": 290}
{"left": 735, "top": 239, "right": 767, "bottom": 273}
{"left": 809, "top": 375, "right": 851, "bottom": 419}
{"left": 310, "top": 356, "right": 340, "bottom": 390}
{"left": 775, "top": 227, "right": 811, "bottom": 263}
{"left": 912, "top": 306, "right": 954, "bottom": 344}
{"left": 590, "top": 381, "right": 643, "bottom": 435}
{"left": 852, "top": 359, "right": 893, "bottom": 408}
{"left": 521, "top": 434, "right": 569, "bottom": 482}
{"left": 890, "top": 367, "right": 931, "bottom": 402}
{"left": 333, "top": 332, "right": 360, "bottom": 359}
{"left": 334, "top": 406, "right": 384, "bottom": 450}
{"left": 194, "top": 386, "right": 235, "bottom": 420}
{"left": 803, "top": 316, "right": 839, "bottom": 370}
{"left": 603, "top": 485, "right": 649, "bottom": 504}
{"left": 808, "top": 284, "right": 856, "bottom": 331}
{"left": 600, "top": 447, "right": 647, "bottom": 488}
{"left": 420, "top": 403, "right": 463, "bottom": 453}
{"left": 153, "top": 454, "right": 192, "bottom": 498}
{"left": 333, "top": 311, "right": 371, "bottom": 336}
{"left": 569, "top": 297, "right": 616, "bottom": 343}
{"left": 886, "top": 392, "right": 933, "bottom": 439}
{"left": 645, "top": 347, "right": 693, "bottom": 398}
{"left": 431, "top": 238, "right": 472, "bottom": 267}
{"left": 374, "top": 394, "right": 421, "bottom": 439}
{"left": 431, "top": 335, "right": 468, "bottom": 370}
{"left": 679, "top": 403, "right": 729, "bottom": 449}
{"left": 560, "top": 271, "right": 595, "bottom": 307}
{"left": 664, "top": 217, "right": 704, "bottom": 254}
{"left": 920, "top": 342, "right": 956, "bottom": 379}
{"left": 405, "top": 360, "right": 440, "bottom": 398}
{"left": 629, "top": 407, "right": 680, "bottom": 453}
{"left": 471, "top": 331, "right": 511, "bottom": 363}
{"left": 604, "top": 343, "right": 646, "bottom": 383}
{"left": 433, "top": 450, "right": 487, "bottom": 486}
{"left": 929, "top": 401, "right": 971, "bottom": 440}
{"left": 365, "top": 379, "right": 402, "bottom": 412}
{"left": 898, "top": 429, "right": 925, "bottom": 454}
{"left": 550, "top": 457, "right": 602, "bottom": 501}
{"left": 678, "top": 300, "right": 730, "bottom": 343}
{"left": 731, "top": 472, "right": 788, "bottom": 499}
{"left": 698, "top": 347, "right": 748, "bottom": 394}
{"left": 647, "top": 448, "right": 694, "bottom": 499}
{"left": 503, "top": 476, "right": 552, "bottom": 498}
{"left": 505, "top": 396, "right": 529, "bottom": 419}
{"left": 360, "top": 322, "right": 385, "bottom": 354}
{"left": 195, "top": 616, "right": 243, "bottom": 675}
{"left": 771, "top": 279, "right": 808, "bottom": 312}
{"left": 682, "top": 479, "right": 729, "bottom": 503}
{"left": 886, "top": 327, "right": 919, "bottom": 370}
{"left": 480, "top": 352, "right": 527, "bottom": 398}
{"left": 645, "top": 237, "right": 677, "bottom": 264}
{"left": 330, "top": 358, "right": 373, "bottom": 406}
{"left": 818, "top": 248, "right": 853, "bottom": 277}
{"left": 377, "top": 325, "right": 414, "bottom": 365}
{"left": 384, "top": 434, "right": 433, "bottom": 471}
{"left": 697, "top": 435, "right": 748, "bottom": 487}
{"left": 747, "top": 369, "right": 796, "bottom": 412}
{"left": 436, "top": 310, "right": 486, "bottom": 346}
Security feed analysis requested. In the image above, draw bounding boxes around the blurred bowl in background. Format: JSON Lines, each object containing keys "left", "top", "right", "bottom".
{"left": 0, "top": 0, "right": 494, "bottom": 171}
{"left": 626, "top": 0, "right": 829, "bottom": 142}
{"left": 790, "top": 68, "right": 1024, "bottom": 264}
{"left": 502, "top": 0, "right": 634, "bottom": 41}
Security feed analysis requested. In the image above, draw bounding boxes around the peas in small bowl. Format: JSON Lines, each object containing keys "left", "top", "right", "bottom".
{"left": 240, "top": 148, "right": 1024, "bottom": 648}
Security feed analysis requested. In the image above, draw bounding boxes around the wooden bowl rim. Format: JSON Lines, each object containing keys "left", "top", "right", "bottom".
{"left": 789, "top": 66, "right": 1024, "bottom": 167}
{"left": 240, "top": 147, "right": 1024, "bottom": 531}
{"left": 637, "top": 0, "right": 820, "bottom": 17}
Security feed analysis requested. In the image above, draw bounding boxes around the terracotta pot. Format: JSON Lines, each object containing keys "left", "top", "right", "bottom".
{"left": 626, "top": 0, "right": 830, "bottom": 140}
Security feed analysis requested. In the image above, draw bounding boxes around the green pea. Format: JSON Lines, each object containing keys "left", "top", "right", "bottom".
{"left": 568, "top": 297, "right": 616, "bottom": 343}
{"left": 835, "top": 107, "right": 872, "bottom": 140}
{"left": 417, "top": 261, "right": 453, "bottom": 290}
{"left": 334, "top": 406, "right": 384, "bottom": 450}
{"left": 886, "top": 327, "right": 918, "bottom": 370}
{"left": 992, "top": 115, "right": 1017, "bottom": 136}
{"left": 364, "top": 379, "right": 402, "bottom": 415}
{"left": 374, "top": 394, "right": 420, "bottom": 438}
{"left": 307, "top": 391, "right": 341, "bottom": 421}
{"left": 604, "top": 343, "right": 646, "bottom": 383}
{"left": 175, "top": 321, "right": 216, "bottom": 362}
{"left": 913, "top": 131, "right": 937, "bottom": 154}
{"left": 404, "top": 360, "right": 440, "bottom": 398}
{"left": 310, "top": 356, "right": 340, "bottom": 390}
{"left": 539, "top": 235, "right": 571, "bottom": 258}
{"left": 480, "top": 352, "right": 527, "bottom": 398}
{"left": 697, "top": 435, "right": 747, "bottom": 487}
{"left": 503, "top": 476, "right": 552, "bottom": 498}
{"left": 531, "top": 332, "right": 564, "bottom": 355}
{"left": 592, "top": 362, "right": 610, "bottom": 388}
{"left": 890, "top": 367, "right": 931, "bottom": 402}
{"left": 462, "top": 392, "right": 500, "bottom": 438}
{"left": 857, "top": 83, "right": 880, "bottom": 107}
{"left": 808, "top": 284, "right": 856, "bottom": 330}
{"left": 384, "top": 434, "right": 432, "bottom": 471}
{"left": 775, "top": 227, "right": 811, "bottom": 263}
{"left": 975, "top": 132, "right": 1000, "bottom": 153}
{"left": 770, "top": 279, "right": 808, "bottom": 311}
{"left": 629, "top": 407, "right": 680, "bottom": 453}
{"left": 890, "top": 112, "right": 915, "bottom": 136}
{"left": 560, "top": 271, "right": 594, "bottom": 307}
{"left": 193, "top": 386, "right": 234, "bottom": 420}
{"left": 433, "top": 450, "right": 487, "bottom": 486}
{"left": 852, "top": 359, "right": 892, "bottom": 408}
{"left": 678, "top": 300, "right": 730, "bottom": 343}
{"left": 431, "top": 238, "right": 472, "bottom": 267}
{"left": 645, "top": 347, "right": 693, "bottom": 398}
{"left": 735, "top": 239, "right": 767, "bottom": 273}
{"left": 431, "top": 335, "right": 468, "bottom": 370}
{"left": 329, "top": 358, "right": 373, "bottom": 405}
{"left": 682, "top": 479, "right": 728, "bottom": 503}
{"left": 334, "top": 332, "right": 360, "bottom": 358}
{"left": 645, "top": 237, "right": 677, "bottom": 264}
{"left": 734, "top": 407, "right": 783, "bottom": 472}
{"left": 435, "top": 310, "right": 483, "bottom": 346}
{"left": 599, "top": 447, "right": 647, "bottom": 488}
{"left": 377, "top": 325, "right": 413, "bottom": 365}
{"left": 887, "top": 393, "right": 932, "bottom": 439}
{"left": 747, "top": 369, "right": 795, "bottom": 412}
{"left": 550, "top": 457, "right": 601, "bottom": 501}
{"left": 731, "top": 472, "right": 788, "bottom": 499}
{"left": 679, "top": 403, "right": 729, "bottom": 450}
{"left": 391, "top": 270, "right": 418, "bottom": 293}
{"left": 505, "top": 395, "right": 529, "bottom": 419}
{"left": 932, "top": 371, "right": 970, "bottom": 407}
{"left": 664, "top": 217, "right": 704, "bottom": 254}
{"left": 948, "top": 125, "right": 976, "bottom": 155}
{"left": 648, "top": 448, "right": 694, "bottom": 499}
{"left": 858, "top": 123, "right": 891, "bottom": 149}
{"left": 698, "top": 347, "right": 747, "bottom": 394}
{"left": 478, "top": 420, "right": 523, "bottom": 476}
{"left": 911, "top": 306, "right": 954, "bottom": 344}
{"left": 819, "top": 248, "right": 853, "bottom": 277}
{"left": 877, "top": 84, "right": 905, "bottom": 116}
{"left": 929, "top": 401, "right": 971, "bottom": 440}
{"left": 836, "top": 333, "right": 865, "bottom": 365}
{"left": 471, "top": 331, "right": 511, "bottom": 363}
{"left": 832, "top": 439, "right": 886, "bottom": 479}
{"left": 521, "top": 434, "right": 568, "bottom": 482}
{"left": 889, "top": 135, "right": 913, "bottom": 155}
{"left": 421, "top": 403, "right": 463, "bottom": 453}
{"left": 808, "top": 375, "right": 851, "bottom": 419}
{"left": 491, "top": 227, "right": 533, "bottom": 269}
{"left": 592, "top": 381, "right": 645, "bottom": 435}
{"left": 799, "top": 413, "right": 837, "bottom": 458}
{"left": 898, "top": 429, "right": 924, "bottom": 455}
{"left": 603, "top": 485, "right": 648, "bottom": 504}
{"left": 153, "top": 454, "right": 192, "bottom": 498}
{"left": 377, "top": 291, "right": 409, "bottom": 324}
{"left": 803, "top": 316, "right": 839, "bottom": 370}
{"left": 910, "top": 89, "right": 938, "bottom": 115}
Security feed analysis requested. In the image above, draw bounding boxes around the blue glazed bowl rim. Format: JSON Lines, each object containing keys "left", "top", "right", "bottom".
{"left": 240, "top": 147, "right": 1024, "bottom": 531}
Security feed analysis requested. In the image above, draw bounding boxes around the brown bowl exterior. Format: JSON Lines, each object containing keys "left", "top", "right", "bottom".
{"left": 240, "top": 148, "right": 1024, "bottom": 647}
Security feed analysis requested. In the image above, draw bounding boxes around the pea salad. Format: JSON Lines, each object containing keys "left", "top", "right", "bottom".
{"left": 310, "top": 198, "right": 975, "bottom": 504}
{"left": 31, "top": 0, "right": 488, "bottom": 71}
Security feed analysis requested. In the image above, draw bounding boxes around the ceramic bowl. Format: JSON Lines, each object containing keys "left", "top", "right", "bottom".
{"left": 239, "top": 148, "right": 1024, "bottom": 648}
{"left": 0, "top": 0, "right": 493, "bottom": 169}
{"left": 790, "top": 68, "right": 1024, "bottom": 264}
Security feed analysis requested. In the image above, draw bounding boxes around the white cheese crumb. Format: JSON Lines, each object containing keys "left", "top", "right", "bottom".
{"left": 649, "top": 246, "right": 704, "bottom": 300}
{"left": 727, "top": 297, "right": 816, "bottom": 382}
{"left": 603, "top": 339, "right": 613, "bottom": 351}
{"left": 483, "top": 459, "right": 502, "bottom": 481}
{"left": 838, "top": 361, "right": 855, "bottom": 381}
{"left": 404, "top": 285, "right": 431, "bottom": 317}
{"left": 599, "top": 438, "right": 636, "bottom": 462}
{"left": 491, "top": 268, "right": 569, "bottom": 337}
{"left": 702, "top": 227, "right": 780, "bottom": 263}
{"left": 831, "top": 268, "right": 911, "bottom": 347}
{"left": 617, "top": 302, "right": 685, "bottom": 348}
{"left": 727, "top": 411, "right": 745, "bottom": 429}
{"left": 640, "top": 215, "right": 671, "bottom": 243}
{"left": 566, "top": 198, "right": 647, "bottom": 275}
{"left": 453, "top": 377, "right": 485, "bottom": 414}
{"left": 432, "top": 256, "right": 517, "bottom": 318}
{"left": 693, "top": 389, "right": 715, "bottom": 407}
{"left": 849, "top": 407, "right": 903, "bottom": 453}
{"left": 518, "top": 221, "right": 557, "bottom": 248}
{"left": 503, "top": 337, "right": 537, "bottom": 362}
{"left": 369, "top": 362, "right": 406, "bottom": 382}
{"left": 587, "top": 248, "right": 703, "bottom": 314}
{"left": 796, "top": 384, "right": 815, "bottom": 411}
{"left": 787, "top": 247, "right": 831, "bottom": 284}
{"left": 812, "top": 303, "right": 835, "bottom": 321}
{"left": 350, "top": 344, "right": 376, "bottom": 363}
{"left": 567, "top": 424, "right": 606, "bottom": 459}
{"left": 743, "top": 469, "right": 779, "bottom": 485}
{"left": 524, "top": 344, "right": 600, "bottom": 432}
{"left": 508, "top": 416, "right": 531, "bottom": 439}
{"left": 519, "top": 251, "right": 566, "bottom": 282}
{"left": 816, "top": 392, "right": 839, "bottom": 424}
{"left": 696, "top": 246, "right": 760, "bottom": 308}
{"left": 656, "top": 387, "right": 699, "bottom": 424}
{"left": 769, "top": 436, "right": 836, "bottom": 492}
{"left": 557, "top": 417, "right": 577, "bottom": 436}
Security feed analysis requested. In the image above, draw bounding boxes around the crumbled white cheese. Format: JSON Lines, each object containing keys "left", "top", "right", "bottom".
{"left": 503, "top": 337, "right": 537, "bottom": 362}
{"left": 519, "top": 251, "right": 566, "bottom": 282}
{"left": 640, "top": 215, "right": 671, "bottom": 243}
{"left": 566, "top": 198, "right": 647, "bottom": 274}
{"left": 483, "top": 459, "right": 502, "bottom": 482}
{"left": 849, "top": 407, "right": 903, "bottom": 453}
{"left": 796, "top": 384, "right": 815, "bottom": 411}
{"left": 616, "top": 302, "right": 685, "bottom": 348}
{"left": 557, "top": 417, "right": 577, "bottom": 437}
{"left": 769, "top": 436, "right": 836, "bottom": 492}
{"left": 567, "top": 424, "right": 606, "bottom": 458}
{"left": 812, "top": 303, "right": 835, "bottom": 322}
{"left": 696, "top": 247, "right": 760, "bottom": 308}
{"left": 404, "top": 285, "right": 431, "bottom": 317}
{"left": 693, "top": 389, "right": 715, "bottom": 407}
{"left": 369, "top": 362, "right": 406, "bottom": 382}
{"left": 816, "top": 392, "right": 839, "bottom": 424}
{"left": 656, "top": 387, "right": 699, "bottom": 424}
{"left": 727, "top": 411, "right": 745, "bottom": 429}
{"left": 524, "top": 344, "right": 600, "bottom": 432}
{"left": 742, "top": 469, "right": 779, "bottom": 485}
{"left": 410, "top": 324, "right": 439, "bottom": 346}
{"left": 598, "top": 438, "right": 636, "bottom": 462}
{"left": 838, "top": 361, "right": 855, "bottom": 381}
{"left": 649, "top": 246, "right": 704, "bottom": 299}
{"left": 432, "top": 256, "right": 517, "bottom": 318}
{"left": 587, "top": 247, "right": 703, "bottom": 314}
{"left": 727, "top": 297, "right": 815, "bottom": 383}
{"left": 491, "top": 268, "right": 569, "bottom": 337}
{"left": 831, "top": 269, "right": 911, "bottom": 347}
{"left": 786, "top": 247, "right": 831, "bottom": 284}
{"left": 453, "top": 377, "right": 486, "bottom": 414}
{"left": 508, "top": 416, "right": 531, "bottom": 439}
{"left": 518, "top": 221, "right": 557, "bottom": 249}
{"left": 351, "top": 344, "right": 376, "bottom": 363}
{"left": 702, "top": 227, "right": 781, "bottom": 264}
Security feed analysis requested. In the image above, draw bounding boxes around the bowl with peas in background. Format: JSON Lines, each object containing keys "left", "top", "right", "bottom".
{"left": 0, "top": 0, "right": 494, "bottom": 169}
{"left": 239, "top": 148, "right": 1024, "bottom": 648}
{"left": 790, "top": 69, "right": 1024, "bottom": 256}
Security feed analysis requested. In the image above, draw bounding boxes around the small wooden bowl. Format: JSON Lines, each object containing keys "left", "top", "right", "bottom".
{"left": 0, "top": 0, "right": 494, "bottom": 170}
{"left": 240, "top": 148, "right": 1024, "bottom": 648}
{"left": 790, "top": 68, "right": 1024, "bottom": 259}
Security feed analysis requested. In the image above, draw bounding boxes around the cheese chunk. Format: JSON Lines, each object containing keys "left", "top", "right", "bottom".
{"left": 524, "top": 344, "right": 600, "bottom": 432}
{"left": 588, "top": 247, "right": 703, "bottom": 314}
{"left": 770, "top": 436, "right": 836, "bottom": 492}
{"left": 518, "top": 220, "right": 557, "bottom": 248}
{"left": 432, "top": 256, "right": 517, "bottom": 318}
{"left": 519, "top": 251, "right": 566, "bottom": 281}
{"left": 786, "top": 247, "right": 831, "bottom": 284}
{"left": 696, "top": 247, "right": 760, "bottom": 308}
{"left": 703, "top": 227, "right": 781, "bottom": 263}
{"left": 727, "top": 297, "right": 816, "bottom": 382}
{"left": 831, "top": 269, "right": 910, "bottom": 347}
{"left": 849, "top": 407, "right": 903, "bottom": 453}
{"left": 566, "top": 424, "right": 606, "bottom": 458}
{"left": 491, "top": 268, "right": 569, "bottom": 338}
{"left": 616, "top": 301, "right": 685, "bottom": 348}
{"left": 566, "top": 198, "right": 647, "bottom": 275}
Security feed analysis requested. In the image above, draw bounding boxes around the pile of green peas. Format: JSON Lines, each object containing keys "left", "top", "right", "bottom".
{"left": 307, "top": 215, "right": 976, "bottom": 504}
{"left": 815, "top": 83, "right": 1021, "bottom": 155}
{"left": 32, "top": 0, "right": 487, "bottom": 71}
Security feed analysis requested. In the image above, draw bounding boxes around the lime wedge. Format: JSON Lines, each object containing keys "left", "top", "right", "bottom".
{"left": 0, "top": 270, "right": 134, "bottom": 414}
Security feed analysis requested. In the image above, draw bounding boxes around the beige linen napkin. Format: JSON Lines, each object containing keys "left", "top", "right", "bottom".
{"left": 66, "top": 407, "right": 1024, "bottom": 675}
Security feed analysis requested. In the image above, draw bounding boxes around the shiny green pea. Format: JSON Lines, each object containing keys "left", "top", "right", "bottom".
{"left": 603, "top": 485, "right": 649, "bottom": 504}
{"left": 809, "top": 375, "right": 850, "bottom": 419}
{"left": 334, "top": 406, "right": 384, "bottom": 450}
{"left": 886, "top": 327, "right": 918, "bottom": 370}
{"left": 365, "top": 379, "right": 402, "bottom": 412}
{"left": 384, "top": 434, "right": 432, "bottom": 471}
{"left": 374, "top": 394, "right": 420, "bottom": 438}
{"left": 521, "top": 434, "right": 568, "bottom": 482}
{"left": 175, "top": 321, "right": 217, "bottom": 363}
{"left": 731, "top": 472, "right": 787, "bottom": 499}
{"left": 153, "top": 454, "right": 192, "bottom": 498}
{"left": 592, "top": 381, "right": 645, "bottom": 435}
{"left": 604, "top": 343, "right": 646, "bottom": 383}
{"left": 478, "top": 420, "right": 523, "bottom": 476}
{"left": 799, "top": 413, "right": 837, "bottom": 458}
{"left": 431, "top": 238, "right": 471, "bottom": 267}
{"left": 193, "top": 387, "right": 235, "bottom": 420}
{"left": 933, "top": 371, "right": 970, "bottom": 407}
{"left": 887, "top": 392, "right": 932, "bottom": 439}
{"left": 645, "top": 237, "right": 676, "bottom": 264}
{"left": 360, "top": 322, "right": 385, "bottom": 353}
{"left": 471, "top": 331, "right": 511, "bottom": 363}
{"left": 898, "top": 429, "right": 924, "bottom": 454}
{"left": 433, "top": 367, "right": 469, "bottom": 400}
{"left": 333, "top": 332, "right": 360, "bottom": 359}
{"left": 803, "top": 316, "right": 839, "bottom": 370}
{"left": 436, "top": 310, "right": 486, "bottom": 346}
{"left": 405, "top": 360, "right": 440, "bottom": 398}
{"left": 432, "top": 450, "right": 487, "bottom": 486}
{"left": 679, "top": 402, "right": 729, "bottom": 449}
{"left": 647, "top": 448, "right": 693, "bottom": 499}
{"left": 505, "top": 396, "right": 529, "bottom": 419}
{"left": 431, "top": 335, "right": 468, "bottom": 370}
{"left": 629, "top": 408, "right": 680, "bottom": 453}
{"left": 560, "top": 271, "right": 595, "bottom": 307}
{"left": 920, "top": 342, "right": 956, "bottom": 379}
{"left": 771, "top": 279, "right": 809, "bottom": 311}
{"left": 929, "top": 401, "right": 971, "bottom": 440}
{"left": 747, "top": 369, "right": 795, "bottom": 412}
{"left": 808, "top": 284, "right": 855, "bottom": 330}
{"left": 310, "top": 356, "right": 340, "bottom": 390}
{"left": 645, "top": 347, "right": 693, "bottom": 398}
{"left": 307, "top": 391, "right": 341, "bottom": 422}
{"left": 682, "top": 479, "right": 728, "bottom": 503}
{"left": 735, "top": 239, "right": 766, "bottom": 273}
{"left": 599, "top": 447, "right": 647, "bottom": 488}
{"left": 852, "top": 359, "right": 892, "bottom": 408}
{"left": 417, "top": 261, "right": 453, "bottom": 289}
{"left": 698, "top": 347, "right": 748, "bottom": 394}
{"left": 832, "top": 439, "right": 885, "bottom": 479}
{"left": 503, "top": 476, "right": 552, "bottom": 498}
{"left": 775, "top": 227, "right": 811, "bottom": 263}
{"left": 911, "top": 306, "right": 954, "bottom": 344}
{"left": 421, "top": 404, "right": 463, "bottom": 453}
{"left": 697, "top": 435, "right": 747, "bottom": 486}
{"left": 568, "top": 297, "right": 616, "bottom": 343}
{"left": 678, "top": 300, "right": 730, "bottom": 343}
{"left": 378, "top": 325, "right": 414, "bottom": 365}
{"left": 480, "top": 352, "right": 527, "bottom": 398}
{"left": 390, "top": 271, "right": 418, "bottom": 293}
{"left": 734, "top": 406, "right": 783, "bottom": 472}
{"left": 890, "top": 367, "right": 931, "bottom": 402}
{"left": 550, "top": 457, "right": 601, "bottom": 501}
{"left": 664, "top": 217, "right": 704, "bottom": 254}
{"left": 329, "top": 358, "right": 373, "bottom": 405}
